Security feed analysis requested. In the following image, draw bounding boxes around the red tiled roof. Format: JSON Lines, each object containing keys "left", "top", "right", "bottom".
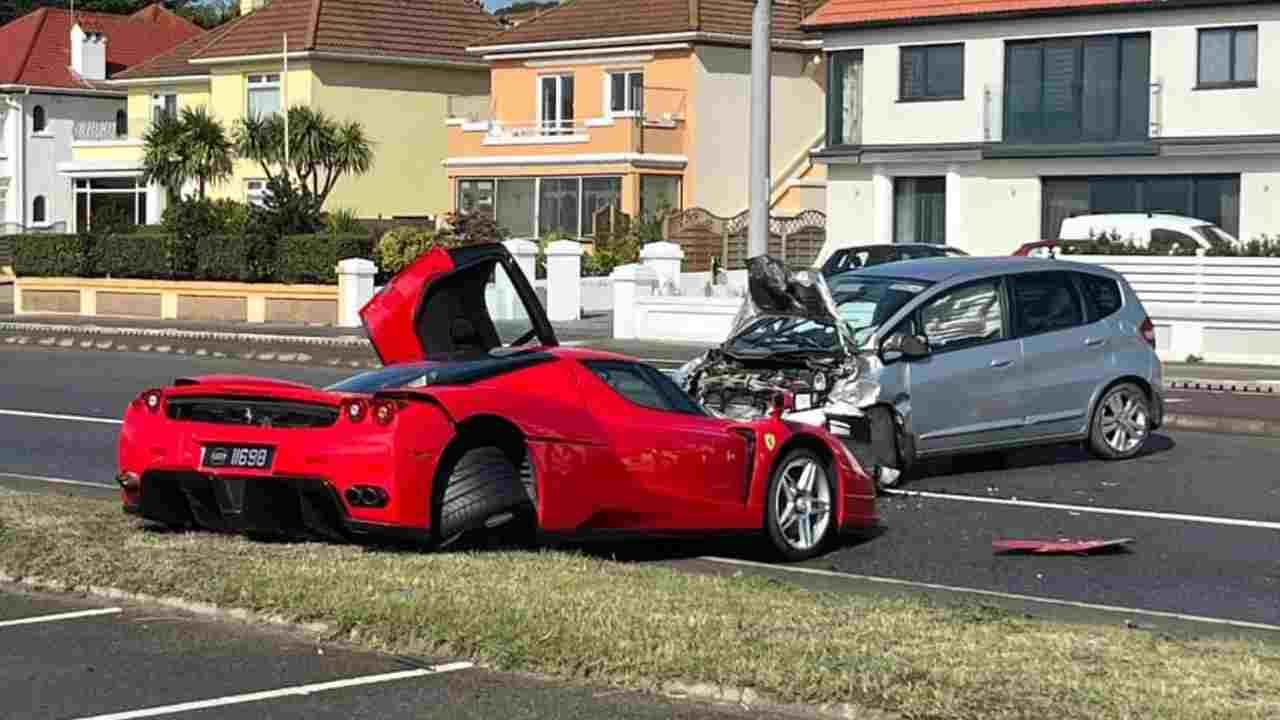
{"left": 802, "top": 0, "right": 1163, "bottom": 29}
{"left": 183, "top": 0, "right": 501, "bottom": 64}
{"left": 0, "top": 5, "right": 204, "bottom": 90}
{"left": 113, "top": 14, "right": 246, "bottom": 80}
{"left": 472, "top": 0, "right": 813, "bottom": 49}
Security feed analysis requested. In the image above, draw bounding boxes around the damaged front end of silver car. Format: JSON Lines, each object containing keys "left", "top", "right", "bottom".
{"left": 672, "top": 255, "right": 905, "bottom": 488}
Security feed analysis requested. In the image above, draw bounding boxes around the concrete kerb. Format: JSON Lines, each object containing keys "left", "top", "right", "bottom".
{"left": 0, "top": 571, "right": 897, "bottom": 720}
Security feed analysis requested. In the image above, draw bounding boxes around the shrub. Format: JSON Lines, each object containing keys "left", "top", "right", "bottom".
{"left": 162, "top": 198, "right": 251, "bottom": 277}
{"left": 195, "top": 234, "right": 255, "bottom": 282}
{"left": 444, "top": 211, "right": 506, "bottom": 246}
{"left": 94, "top": 234, "right": 181, "bottom": 279}
{"left": 13, "top": 234, "right": 89, "bottom": 277}
{"left": 376, "top": 226, "right": 451, "bottom": 274}
{"left": 324, "top": 208, "right": 365, "bottom": 236}
{"left": 277, "top": 234, "right": 375, "bottom": 284}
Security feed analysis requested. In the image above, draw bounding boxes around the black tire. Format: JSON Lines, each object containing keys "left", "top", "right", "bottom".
{"left": 765, "top": 449, "right": 836, "bottom": 562}
{"left": 437, "top": 446, "right": 531, "bottom": 542}
{"left": 1087, "top": 382, "right": 1151, "bottom": 460}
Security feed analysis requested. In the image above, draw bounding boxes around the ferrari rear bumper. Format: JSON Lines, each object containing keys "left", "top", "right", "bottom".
{"left": 125, "top": 471, "right": 429, "bottom": 544}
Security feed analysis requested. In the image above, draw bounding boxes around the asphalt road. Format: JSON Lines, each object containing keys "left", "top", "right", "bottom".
{"left": 1, "top": 344, "right": 1279, "bottom": 639}
{"left": 0, "top": 585, "right": 771, "bottom": 720}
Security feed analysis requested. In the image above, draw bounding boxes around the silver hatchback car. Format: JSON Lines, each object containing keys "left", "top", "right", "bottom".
{"left": 680, "top": 257, "right": 1165, "bottom": 488}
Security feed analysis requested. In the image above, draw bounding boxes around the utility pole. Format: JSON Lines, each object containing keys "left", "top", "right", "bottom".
{"left": 747, "top": 0, "right": 771, "bottom": 258}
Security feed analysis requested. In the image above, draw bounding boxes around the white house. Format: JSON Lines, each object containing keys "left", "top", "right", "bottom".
{"left": 0, "top": 6, "right": 203, "bottom": 233}
{"left": 802, "top": 0, "right": 1280, "bottom": 257}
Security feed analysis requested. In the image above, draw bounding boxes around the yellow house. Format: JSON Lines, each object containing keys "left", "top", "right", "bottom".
{"left": 445, "top": 0, "right": 828, "bottom": 240}
{"left": 60, "top": 0, "right": 498, "bottom": 230}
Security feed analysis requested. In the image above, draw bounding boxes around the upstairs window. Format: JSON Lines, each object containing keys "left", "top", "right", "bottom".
{"left": 609, "top": 71, "right": 644, "bottom": 114}
{"left": 1198, "top": 26, "right": 1257, "bottom": 88}
{"left": 539, "top": 74, "right": 574, "bottom": 134}
{"left": 826, "top": 50, "right": 863, "bottom": 147}
{"left": 32, "top": 195, "right": 46, "bottom": 223}
{"left": 31, "top": 105, "right": 46, "bottom": 133}
{"left": 115, "top": 109, "right": 128, "bottom": 137}
{"left": 247, "top": 74, "right": 281, "bottom": 118}
{"left": 151, "top": 93, "right": 177, "bottom": 122}
{"left": 900, "top": 44, "right": 964, "bottom": 101}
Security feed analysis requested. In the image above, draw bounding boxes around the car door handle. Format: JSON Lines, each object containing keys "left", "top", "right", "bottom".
{"left": 989, "top": 359, "right": 1013, "bottom": 369}
{"left": 1085, "top": 338, "right": 1108, "bottom": 348}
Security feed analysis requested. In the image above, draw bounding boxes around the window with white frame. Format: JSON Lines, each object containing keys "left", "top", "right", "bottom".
{"left": 538, "top": 74, "right": 574, "bottom": 134}
{"left": 151, "top": 93, "right": 177, "bottom": 122}
{"left": 246, "top": 179, "right": 270, "bottom": 207}
{"left": 608, "top": 70, "right": 643, "bottom": 115}
{"left": 247, "top": 74, "right": 281, "bottom": 118}
{"left": 74, "top": 177, "right": 147, "bottom": 232}
{"left": 456, "top": 176, "right": 623, "bottom": 239}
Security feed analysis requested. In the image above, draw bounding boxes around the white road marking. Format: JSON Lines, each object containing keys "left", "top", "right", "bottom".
{"left": 1164, "top": 398, "right": 1187, "bottom": 404}
{"left": 701, "top": 556, "right": 1280, "bottom": 633}
{"left": 882, "top": 488, "right": 1280, "bottom": 531}
{"left": 0, "top": 408, "right": 122, "bottom": 425}
{"left": 0, "top": 472, "right": 115, "bottom": 490}
{"left": 0, "top": 608, "right": 122, "bottom": 628}
{"left": 71, "top": 663, "right": 474, "bottom": 720}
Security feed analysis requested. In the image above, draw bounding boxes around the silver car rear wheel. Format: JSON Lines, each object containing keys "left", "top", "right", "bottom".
{"left": 1089, "top": 383, "right": 1150, "bottom": 460}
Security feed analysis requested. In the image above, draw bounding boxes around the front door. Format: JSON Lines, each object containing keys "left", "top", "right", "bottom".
{"left": 903, "top": 278, "right": 1026, "bottom": 454}
{"left": 1008, "top": 270, "right": 1101, "bottom": 438}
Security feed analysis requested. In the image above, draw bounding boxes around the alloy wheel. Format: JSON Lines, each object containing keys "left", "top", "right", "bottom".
{"left": 773, "top": 457, "right": 832, "bottom": 552}
{"left": 1100, "top": 388, "right": 1149, "bottom": 454}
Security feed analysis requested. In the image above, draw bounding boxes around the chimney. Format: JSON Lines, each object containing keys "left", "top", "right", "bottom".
{"left": 70, "top": 23, "right": 107, "bottom": 81}
{"left": 240, "top": 0, "right": 268, "bottom": 16}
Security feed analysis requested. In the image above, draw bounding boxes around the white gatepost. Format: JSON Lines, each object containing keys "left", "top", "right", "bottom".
{"left": 640, "top": 241, "right": 684, "bottom": 294}
{"left": 611, "top": 263, "right": 658, "bottom": 339}
{"left": 337, "top": 257, "right": 377, "bottom": 328}
{"left": 545, "top": 239, "right": 583, "bottom": 322}
{"left": 495, "top": 239, "right": 538, "bottom": 321}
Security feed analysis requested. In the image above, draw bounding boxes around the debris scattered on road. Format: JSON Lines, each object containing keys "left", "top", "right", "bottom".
{"left": 993, "top": 537, "right": 1135, "bottom": 555}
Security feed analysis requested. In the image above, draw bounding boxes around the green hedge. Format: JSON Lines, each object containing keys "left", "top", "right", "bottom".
{"left": 13, "top": 232, "right": 372, "bottom": 285}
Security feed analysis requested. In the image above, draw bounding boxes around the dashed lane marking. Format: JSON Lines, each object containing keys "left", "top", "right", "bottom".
{"left": 0, "top": 608, "right": 122, "bottom": 628}
{"left": 0, "top": 408, "right": 122, "bottom": 425}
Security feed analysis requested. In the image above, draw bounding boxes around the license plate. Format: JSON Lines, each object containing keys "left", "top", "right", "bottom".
{"left": 794, "top": 393, "right": 813, "bottom": 411}
{"left": 204, "top": 445, "right": 274, "bottom": 470}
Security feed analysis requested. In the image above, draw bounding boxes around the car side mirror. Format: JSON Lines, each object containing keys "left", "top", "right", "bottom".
{"left": 880, "top": 332, "right": 930, "bottom": 363}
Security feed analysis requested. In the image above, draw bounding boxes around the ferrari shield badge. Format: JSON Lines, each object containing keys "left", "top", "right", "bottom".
{"left": 764, "top": 433, "right": 776, "bottom": 450}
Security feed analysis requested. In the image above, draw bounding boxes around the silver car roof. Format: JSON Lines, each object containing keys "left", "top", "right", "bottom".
{"left": 848, "top": 256, "right": 1121, "bottom": 283}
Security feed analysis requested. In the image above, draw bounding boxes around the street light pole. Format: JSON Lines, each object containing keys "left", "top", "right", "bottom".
{"left": 748, "top": 0, "right": 772, "bottom": 258}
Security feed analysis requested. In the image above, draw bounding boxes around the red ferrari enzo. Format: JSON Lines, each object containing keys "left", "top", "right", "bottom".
{"left": 117, "top": 244, "right": 876, "bottom": 560}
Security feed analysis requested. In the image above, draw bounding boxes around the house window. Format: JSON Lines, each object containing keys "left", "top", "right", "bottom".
{"left": 496, "top": 178, "right": 536, "bottom": 238}
{"left": 640, "top": 175, "right": 680, "bottom": 217}
{"left": 457, "top": 179, "right": 495, "bottom": 218}
{"left": 539, "top": 74, "right": 574, "bottom": 134}
{"left": 1004, "top": 34, "right": 1150, "bottom": 145}
{"left": 900, "top": 44, "right": 964, "bottom": 101}
{"left": 73, "top": 177, "right": 148, "bottom": 231}
{"left": 894, "top": 177, "right": 945, "bottom": 245}
{"left": 31, "top": 105, "right": 46, "bottom": 133}
{"left": 152, "top": 93, "right": 177, "bottom": 122}
{"left": 32, "top": 195, "right": 46, "bottom": 223}
{"left": 246, "top": 179, "right": 269, "bottom": 207}
{"left": 581, "top": 177, "right": 622, "bottom": 235}
{"left": 538, "top": 177, "right": 579, "bottom": 236}
{"left": 115, "top": 110, "right": 128, "bottom": 137}
{"left": 1198, "top": 26, "right": 1257, "bottom": 88}
{"left": 609, "top": 71, "right": 644, "bottom": 114}
{"left": 247, "top": 74, "right": 281, "bottom": 118}
{"left": 826, "top": 50, "right": 863, "bottom": 147}
{"left": 1041, "top": 174, "right": 1241, "bottom": 238}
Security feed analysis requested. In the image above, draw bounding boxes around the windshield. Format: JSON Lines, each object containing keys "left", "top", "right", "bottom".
{"left": 325, "top": 365, "right": 432, "bottom": 393}
{"left": 1193, "top": 224, "right": 1237, "bottom": 246}
{"left": 827, "top": 275, "right": 932, "bottom": 347}
{"left": 726, "top": 316, "right": 841, "bottom": 356}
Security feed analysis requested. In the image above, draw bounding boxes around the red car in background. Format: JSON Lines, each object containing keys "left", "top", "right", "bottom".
{"left": 117, "top": 244, "right": 877, "bottom": 560}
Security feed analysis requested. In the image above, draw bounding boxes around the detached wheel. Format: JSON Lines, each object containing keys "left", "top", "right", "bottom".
{"left": 437, "top": 446, "right": 531, "bottom": 544}
{"left": 1088, "top": 383, "right": 1151, "bottom": 460}
{"left": 765, "top": 449, "right": 835, "bottom": 561}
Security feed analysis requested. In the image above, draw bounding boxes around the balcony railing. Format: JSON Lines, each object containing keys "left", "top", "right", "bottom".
{"left": 487, "top": 119, "right": 592, "bottom": 138}
{"left": 73, "top": 118, "right": 144, "bottom": 142}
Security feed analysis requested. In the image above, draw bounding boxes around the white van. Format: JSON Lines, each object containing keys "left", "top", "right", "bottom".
{"left": 1058, "top": 213, "right": 1237, "bottom": 252}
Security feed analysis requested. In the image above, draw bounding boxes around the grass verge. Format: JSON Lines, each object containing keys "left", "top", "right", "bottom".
{"left": 1, "top": 492, "right": 1278, "bottom": 719}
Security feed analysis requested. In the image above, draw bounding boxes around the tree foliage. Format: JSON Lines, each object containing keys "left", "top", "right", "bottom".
{"left": 141, "top": 106, "right": 234, "bottom": 200}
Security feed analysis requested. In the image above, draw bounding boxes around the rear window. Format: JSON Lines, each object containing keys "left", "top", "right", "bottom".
{"left": 1010, "top": 272, "right": 1085, "bottom": 337}
{"left": 1076, "top": 272, "right": 1123, "bottom": 321}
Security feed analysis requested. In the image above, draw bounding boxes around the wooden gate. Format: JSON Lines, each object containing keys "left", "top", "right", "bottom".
{"left": 664, "top": 208, "right": 826, "bottom": 272}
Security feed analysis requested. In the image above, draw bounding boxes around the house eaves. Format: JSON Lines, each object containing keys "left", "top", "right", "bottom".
{"left": 186, "top": 50, "right": 489, "bottom": 70}
{"left": 469, "top": 30, "right": 819, "bottom": 56}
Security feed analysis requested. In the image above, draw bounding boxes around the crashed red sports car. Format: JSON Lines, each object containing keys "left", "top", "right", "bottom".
{"left": 117, "top": 244, "right": 876, "bottom": 560}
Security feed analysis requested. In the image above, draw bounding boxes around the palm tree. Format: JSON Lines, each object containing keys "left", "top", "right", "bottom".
{"left": 141, "top": 106, "right": 234, "bottom": 200}
{"left": 234, "top": 106, "right": 374, "bottom": 210}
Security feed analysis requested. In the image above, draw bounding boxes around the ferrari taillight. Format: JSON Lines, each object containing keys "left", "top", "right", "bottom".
{"left": 373, "top": 400, "right": 396, "bottom": 425}
{"left": 343, "top": 399, "right": 368, "bottom": 423}
{"left": 136, "top": 389, "right": 164, "bottom": 413}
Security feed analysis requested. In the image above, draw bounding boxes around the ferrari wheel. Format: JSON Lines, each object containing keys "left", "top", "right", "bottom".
{"left": 437, "top": 446, "right": 530, "bottom": 544}
{"left": 765, "top": 449, "right": 834, "bottom": 561}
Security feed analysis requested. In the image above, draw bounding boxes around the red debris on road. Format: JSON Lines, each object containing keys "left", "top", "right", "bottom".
{"left": 992, "top": 537, "right": 1135, "bottom": 554}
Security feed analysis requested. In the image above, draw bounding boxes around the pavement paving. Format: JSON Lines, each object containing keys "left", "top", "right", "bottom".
{"left": 0, "top": 585, "right": 781, "bottom": 720}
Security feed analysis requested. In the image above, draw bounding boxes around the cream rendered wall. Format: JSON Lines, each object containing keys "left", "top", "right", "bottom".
{"left": 818, "top": 163, "right": 873, "bottom": 264}
{"left": 822, "top": 4, "right": 1280, "bottom": 145}
{"left": 311, "top": 60, "right": 488, "bottom": 217}
{"left": 691, "top": 46, "right": 824, "bottom": 217}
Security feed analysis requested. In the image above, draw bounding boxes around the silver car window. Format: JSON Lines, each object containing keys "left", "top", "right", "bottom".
{"left": 920, "top": 281, "right": 1005, "bottom": 351}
